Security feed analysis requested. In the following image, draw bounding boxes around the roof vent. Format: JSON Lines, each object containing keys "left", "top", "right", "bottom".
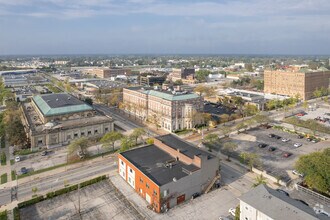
{"left": 68, "top": 97, "right": 71, "bottom": 100}
{"left": 56, "top": 98, "right": 59, "bottom": 101}
{"left": 173, "top": 177, "right": 177, "bottom": 182}
{"left": 47, "top": 100, "right": 50, "bottom": 102}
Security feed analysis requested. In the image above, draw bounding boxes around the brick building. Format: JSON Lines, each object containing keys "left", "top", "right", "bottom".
{"left": 122, "top": 87, "right": 204, "bottom": 132}
{"left": 118, "top": 134, "right": 220, "bottom": 213}
{"left": 81, "top": 68, "right": 132, "bottom": 78}
{"left": 264, "top": 69, "right": 330, "bottom": 100}
{"left": 171, "top": 68, "right": 196, "bottom": 84}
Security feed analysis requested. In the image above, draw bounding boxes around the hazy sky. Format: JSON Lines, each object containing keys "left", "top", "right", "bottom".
{"left": 1, "top": 0, "right": 330, "bottom": 55}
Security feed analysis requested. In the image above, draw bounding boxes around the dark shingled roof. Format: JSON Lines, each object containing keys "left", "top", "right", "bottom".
{"left": 120, "top": 144, "right": 199, "bottom": 186}
{"left": 157, "top": 134, "right": 214, "bottom": 159}
{"left": 239, "top": 184, "right": 319, "bottom": 220}
{"left": 40, "top": 93, "right": 85, "bottom": 108}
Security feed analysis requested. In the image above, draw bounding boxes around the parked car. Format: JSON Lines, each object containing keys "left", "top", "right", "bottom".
{"left": 274, "top": 135, "right": 282, "bottom": 139}
{"left": 276, "top": 189, "right": 289, "bottom": 196}
{"left": 258, "top": 143, "right": 268, "bottom": 148}
{"left": 294, "top": 143, "right": 302, "bottom": 148}
{"left": 282, "top": 138, "right": 290, "bottom": 142}
{"left": 77, "top": 151, "right": 85, "bottom": 159}
{"left": 192, "top": 192, "right": 201, "bottom": 199}
{"left": 311, "top": 139, "right": 318, "bottom": 143}
{"left": 292, "top": 170, "right": 304, "bottom": 178}
{"left": 268, "top": 147, "right": 276, "bottom": 152}
{"left": 295, "top": 199, "right": 309, "bottom": 206}
{"left": 41, "top": 151, "right": 48, "bottom": 156}
{"left": 15, "top": 156, "right": 21, "bottom": 162}
{"left": 229, "top": 208, "right": 236, "bottom": 217}
{"left": 268, "top": 133, "right": 275, "bottom": 138}
{"left": 20, "top": 167, "right": 28, "bottom": 174}
{"left": 283, "top": 152, "right": 292, "bottom": 158}
{"left": 297, "top": 135, "right": 304, "bottom": 139}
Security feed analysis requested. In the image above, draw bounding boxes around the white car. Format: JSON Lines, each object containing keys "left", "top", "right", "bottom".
{"left": 15, "top": 156, "right": 20, "bottom": 162}
{"left": 282, "top": 138, "right": 290, "bottom": 142}
{"left": 229, "top": 208, "right": 236, "bottom": 217}
{"left": 294, "top": 143, "right": 302, "bottom": 148}
{"left": 292, "top": 170, "right": 304, "bottom": 177}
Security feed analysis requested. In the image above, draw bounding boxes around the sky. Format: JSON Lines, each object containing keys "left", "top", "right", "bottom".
{"left": 0, "top": 0, "right": 330, "bottom": 55}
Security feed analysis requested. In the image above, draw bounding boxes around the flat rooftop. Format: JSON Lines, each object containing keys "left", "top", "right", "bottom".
{"left": 239, "top": 184, "right": 319, "bottom": 220}
{"left": 121, "top": 144, "right": 199, "bottom": 186}
{"left": 157, "top": 134, "right": 214, "bottom": 160}
{"left": 32, "top": 93, "right": 93, "bottom": 117}
{"left": 126, "top": 87, "right": 200, "bottom": 101}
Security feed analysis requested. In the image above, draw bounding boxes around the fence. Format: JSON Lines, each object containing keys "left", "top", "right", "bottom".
{"left": 296, "top": 183, "right": 330, "bottom": 205}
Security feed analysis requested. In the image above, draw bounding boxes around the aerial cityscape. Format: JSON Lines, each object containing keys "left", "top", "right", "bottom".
{"left": 0, "top": 1, "right": 329, "bottom": 220}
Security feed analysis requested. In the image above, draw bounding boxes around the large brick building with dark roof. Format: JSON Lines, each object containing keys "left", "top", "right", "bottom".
{"left": 118, "top": 134, "right": 220, "bottom": 213}
{"left": 21, "top": 93, "right": 114, "bottom": 148}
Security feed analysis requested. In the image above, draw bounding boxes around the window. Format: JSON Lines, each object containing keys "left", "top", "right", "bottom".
{"left": 121, "top": 161, "right": 124, "bottom": 165}
{"left": 153, "top": 190, "right": 157, "bottom": 196}
{"left": 87, "top": 131, "right": 92, "bottom": 135}
{"left": 163, "top": 189, "right": 169, "bottom": 197}
{"left": 67, "top": 135, "right": 71, "bottom": 140}
{"left": 94, "top": 129, "right": 98, "bottom": 134}
{"left": 105, "top": 127, "right": 109, "bottom": 132}
{"left": 245, "top": 206, "right": 249, "bottom": 210}
{"left": 38, "top": 140, "right": 43, "bottom": 144}
{"left": 140, "top": 177, "right": 143, "bottom": 183}
{"left": 74, "top": 133, "right": 78, "bottom": 138}
{"left": 129, "top": 168, "right": 133, "bottom": 173}
{"left": 81, "top": 132, "right": 85, "bottom": 136}
{"left": 146, "top": 183, "right": 150, "bottom": 189}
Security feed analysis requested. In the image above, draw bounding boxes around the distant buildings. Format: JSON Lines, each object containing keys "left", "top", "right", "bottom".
{"left": 122, "top": 86, "right": 204, "bottom": 132}
{"left": 239, "top": 184, "right": 320, "bottom": 220}
{"left": 140, "top": 75, "right": 166, "bottom": 86}
{"left": 264, "top": 69, "right": 330, "bottom": 100}
{"left": 118, "top": 134, "right": 220, "bottom": 213}
{"left": 21, "top": 93, "right": 114, "bottom": 148}
{"left": 80, "top": 67, "right": 132, "bottom": 78}
{"left": 171, "top": 68, "right": 196, "bottom": 84}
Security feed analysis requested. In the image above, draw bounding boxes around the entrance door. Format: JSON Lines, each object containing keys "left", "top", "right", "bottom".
{"left": 177, "top": 194, "right": 185, "bottom": 205}
{"left": 146, "top": 193, "right": 151, "bottom": 204}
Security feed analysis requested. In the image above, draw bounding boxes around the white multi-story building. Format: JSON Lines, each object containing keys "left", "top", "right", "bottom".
{"left": 123, "top": 87, "right": 204, "bottom": 132}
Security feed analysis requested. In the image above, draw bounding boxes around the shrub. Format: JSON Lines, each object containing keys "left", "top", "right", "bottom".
{"left": 11, "top": 170, "right": 16, "bottom": 181}
{"left": 17, "top": 196, "right": 44, "bottom": 209}
{"left": 0, "top": 210, "right": 7, "bottom": 220}
{"left": 1, "top": 173, "right": 7, "bottom": 184}
{"left": 0, "top": 152, "right": 6, "bottom": 165}
{"left": 13, "top": 207, "right": 20, "bottom": 220}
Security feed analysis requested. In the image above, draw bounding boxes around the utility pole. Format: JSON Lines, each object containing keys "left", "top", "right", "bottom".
{"left": 78, "top": 183, "right": 81, "bottom": 217}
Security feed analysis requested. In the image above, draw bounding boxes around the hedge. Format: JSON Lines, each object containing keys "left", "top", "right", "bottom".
{"left": 0, "top": 210, "right": 7, "bottom": 220}
{"left": 18, "top": 175, "right": 107, "bottom": 208}
{"left": 13, "top": 207, "right": 20, "bottom": 220}
{"left": 1, "top": 173, "right": 7, "bottom": 184}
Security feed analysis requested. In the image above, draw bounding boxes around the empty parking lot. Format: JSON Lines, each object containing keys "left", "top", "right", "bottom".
{"left": 20, "top": 180, "right": 143, "bottom": 220}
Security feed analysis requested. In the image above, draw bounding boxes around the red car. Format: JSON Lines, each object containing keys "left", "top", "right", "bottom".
{"left": 283, "top": 152, "right": 292, "bottom": 158}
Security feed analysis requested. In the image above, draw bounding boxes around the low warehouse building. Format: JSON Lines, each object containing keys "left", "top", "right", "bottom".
{"left": 118, "top": 134, "right": 220, "bottom": 213}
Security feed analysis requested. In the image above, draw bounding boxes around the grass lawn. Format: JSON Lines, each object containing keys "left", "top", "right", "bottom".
{"left": 1, "top": 173, "right": 8, "bottom": 184}
{"left": 10, "top": 159, "right": 15, "bottom": 165}
{"left": 0, "top": 210, "right": 7, "bottom": 220}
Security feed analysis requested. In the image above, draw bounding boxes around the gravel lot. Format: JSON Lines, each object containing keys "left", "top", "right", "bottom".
{"left": 20, "top": 180, "right": 143, "bottom": 220}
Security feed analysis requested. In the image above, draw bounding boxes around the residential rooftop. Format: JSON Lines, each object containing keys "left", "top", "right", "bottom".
{"left": 239, "top": 184, "right": 319, "bottom": 220}
{"left": 32, "top": 93, "right": 93, "bottom": 117}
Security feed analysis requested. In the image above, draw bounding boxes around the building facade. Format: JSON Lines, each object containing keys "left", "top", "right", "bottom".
{"left": 123, "top": 87, "right": 204, "bottom": 132}
{"left": 171, "top": 68, "right": 196, "bottom": 84}
{"left": 21, "top": 93, "right": 114, "bottom": 148}
{"left": 118, "top": 134, "right": 220, "bottom": 213}
{"left": 264, "top": 70, "right": 330, "bottom": 100}
{"left": 81, "top": 68, "right": 132, "bottom": 78}
{"left": 239, "top": 184, "right": 319, "bottom": 220}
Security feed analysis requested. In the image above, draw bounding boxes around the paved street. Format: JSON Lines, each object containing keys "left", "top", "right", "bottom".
{"left": 0, "top": 156, "right": 117, "bottom": 208}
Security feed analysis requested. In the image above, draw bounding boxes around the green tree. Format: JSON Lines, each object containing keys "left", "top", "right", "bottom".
{"left": 120, "top": 136, "right": 134, "bottom": 152}
{"left": 32, "top": 187, "right": 38, "bottom": 198}
{"left": 252, "top": 174, "right": 267, "bottom": 187}
{"left": 204, "top": 133, "right": 219, "bottom": 151}
{"left": 234, "top": 205, "right": 240, "bottom": 220}
{"left": 193, "top": 85, "right": 215, "bottom": 97}
{"left": 245, "top": 63, "right": 253, "bottom": 72}
{"left": 253, "top": 114, "right": 270, "bottom": 125}
{"left": 100, "top": 131, "right": 123, "bottom": 152}
{"left": 243, "top": 104, "right": 259, "bottom": 117}
{"left": 195, "top": 69, "right": 211, "bottom": 82}
{"left": 130, "top": 128, "right": 146, "bottom": 145}
{"left": 223, "top": 142, "right": 238, "bottom": 161}
{"left": 295, "top": 148, "right": 330, "bottom": 194}
{"left": 242, "top": 153, "right": 260, "bottom": 171}
{"left": 4, "top": 110, "right": 27, "bottom": 147}
{"left": 221, "top": 125, "right": 232, "bottom": 137}
{"left": 67, "top": 137, "right": 89, "bottom": 155}
{"left": 220, "top": 114, "right": 230, "bottom": 125}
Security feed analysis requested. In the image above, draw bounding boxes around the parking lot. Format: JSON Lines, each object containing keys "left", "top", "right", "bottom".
{"left": 20, "top": 180, "right": 143, "bottom": 220}
{"left": 221, "top": 126, "right": 329, "bottom": 182}
{"left": 298, "top": 107, "right": 330, "bottom": 127}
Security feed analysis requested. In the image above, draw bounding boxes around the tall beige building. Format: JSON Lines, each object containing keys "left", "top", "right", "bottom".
{"left": 264, "top": 69, "right": 330, "bottom": 100}
{"left": 123, "top": 87, "right": 204, "bottom": 132}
